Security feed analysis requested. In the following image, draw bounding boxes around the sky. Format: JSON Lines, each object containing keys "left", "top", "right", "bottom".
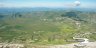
{"left": 0, "top": 0, "right": 96, "bottom": 8}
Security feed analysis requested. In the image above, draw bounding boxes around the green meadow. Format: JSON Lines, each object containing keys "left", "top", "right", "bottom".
{"left": 0, "top": 10, "right": 96, "bottom": 45}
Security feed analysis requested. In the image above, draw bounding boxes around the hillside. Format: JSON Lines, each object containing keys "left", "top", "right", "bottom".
{"left": 0, "top": 8, "right": 96, "bottom": 45}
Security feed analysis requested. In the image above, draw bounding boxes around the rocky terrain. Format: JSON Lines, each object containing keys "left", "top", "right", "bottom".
{"left": 0, "top": 42, "right": 96, "bottom": 48}
{"left": 29, "top": 42, "right": 96, "bottom": 48}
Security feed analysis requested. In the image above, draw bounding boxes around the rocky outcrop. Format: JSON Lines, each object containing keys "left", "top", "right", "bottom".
{"left": 0, "top": 43, "right": 24, "bottom": 48}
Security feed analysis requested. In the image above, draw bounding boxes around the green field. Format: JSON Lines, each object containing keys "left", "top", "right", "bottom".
{"left": 0, "top": 10, "right": 96, "bottom": 45}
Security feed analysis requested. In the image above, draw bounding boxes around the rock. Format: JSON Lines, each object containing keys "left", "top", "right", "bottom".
{"left": 0, "top": 43, "right": 24, "bottom": 48}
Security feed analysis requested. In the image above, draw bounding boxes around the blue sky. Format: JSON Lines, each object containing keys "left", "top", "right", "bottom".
{"left": 0, "top": 0, "right": 96, "bottom": 8}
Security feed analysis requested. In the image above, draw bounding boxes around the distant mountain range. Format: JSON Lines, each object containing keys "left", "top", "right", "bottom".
{"left": 0, "top": 7, "right": 96, "bottom": 13}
